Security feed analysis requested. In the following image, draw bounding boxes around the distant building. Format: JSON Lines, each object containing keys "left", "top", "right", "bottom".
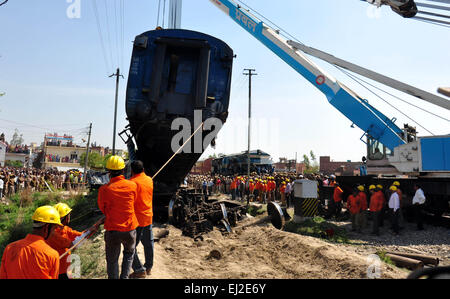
{"left": 273, "top": 157, "right": 305, "bottom": 174}
{"left": 191, "top": 158, "right": 213, "bottom": 174}
{"left": 319, "top": 156, "right": 361, "bottom": 176}
{"left": 0, "top": 141, "right": 6, "bottom": 167}
{"left": 42, "top": 133, "right": 104, "bottom": 171}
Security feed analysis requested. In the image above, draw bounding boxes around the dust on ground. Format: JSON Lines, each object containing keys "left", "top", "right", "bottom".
{"left": 140, "top": 216, "right": 408, "bottom": 279}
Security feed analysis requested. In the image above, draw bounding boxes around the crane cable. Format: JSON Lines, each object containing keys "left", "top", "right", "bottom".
{"left": 234, "top": 0, "right": 448, "bottom": 127}
{"left": 335, "top": 66, "right": 436, "bottom": 136}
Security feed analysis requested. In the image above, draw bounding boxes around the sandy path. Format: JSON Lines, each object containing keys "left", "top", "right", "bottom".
{"left": 135, "top": 217, "right": 406, "bottom": 279}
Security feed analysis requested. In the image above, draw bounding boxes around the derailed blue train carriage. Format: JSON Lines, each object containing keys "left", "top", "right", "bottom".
{"left": 123, "top": 29, "right": 234, "bottom": 221}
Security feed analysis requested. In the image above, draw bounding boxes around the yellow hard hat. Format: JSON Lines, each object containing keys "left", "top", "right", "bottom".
{"left": 53, "top": 203, "right": 72, "bottom": 218}
{"left": 376, "top": 184, "right": 383, "bottom": 189}
{"left": 393, "top": 181, "right": 400, "bottom": 186}
{"left": 369, "top": 185, "right": 376, "bottom": 190}
{"left": 106, "top": 155, "right": 125, "bottom": 170}
{"left": 390, "top": 185, "right": 398, "bottom": 191}
{"left": 357, "top": 185, "right": 365, "bottom": 191}
{"left": 32, "top": 206, "right": 63, "bottom": 226}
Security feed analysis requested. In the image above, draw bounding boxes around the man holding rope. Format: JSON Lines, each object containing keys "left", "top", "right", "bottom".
{"left": 98, "top": 155, "right": 139, "bottom": 279}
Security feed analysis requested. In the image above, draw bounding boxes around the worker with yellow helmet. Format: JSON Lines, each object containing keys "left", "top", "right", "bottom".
{"left": 369, "top": 184, "right": 385, "bottom": 236}
{"left": 98, "top": 155, "right": 139, "bottom": 279}
{"left": 357, "top": 186, "right": 368, "bottom": 229}
{"left": 0, "top": 206, "right": 62, "bottom": 279}
{"left": 388, "top": 185, "right": 401, "bottom": 235}
{"left": 46, "top": 203, "right": 83, "bottom": 279}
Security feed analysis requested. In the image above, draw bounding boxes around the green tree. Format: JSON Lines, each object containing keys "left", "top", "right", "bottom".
{"left": 79, "top": 152, "right": 105, "bottom": 169}
{"left": 5, "top": 160, "right": 23, "bottom": 168}
{"left": 303, "top": 151, "right": 319, "bottom": 174}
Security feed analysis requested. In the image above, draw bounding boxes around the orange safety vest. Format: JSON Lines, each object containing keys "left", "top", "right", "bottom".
{"left": 358, "top": 191, "right": 368, "bottom": 211}
{"left": 130, "top": 172, "right": 154, "bottom": 227}
{"left": 46, "top": 225, "right": 83, "bottom": 275}
{"left": 0, "top": 234, "right": 60, "bottom": 279}
{"left": 333, "top": 186, "right": 343, "bottom": 203}
{"left": 98, "top": 175, "right": 139, "bottom": 232}
{"left": 230, "top": 180, "right": 237, "bottom": 190}
{"left": 369, "top": 191, "right": 384, "bottom": 212}
{"left": 347, "top": 194, "right": 361, "bottom": 215}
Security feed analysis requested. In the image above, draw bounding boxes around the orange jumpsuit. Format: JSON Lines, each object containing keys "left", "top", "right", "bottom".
{"left": 0, "top": 234, "right": 60, "bottom": 279}
{"left": 97, "top": 175, "right": 139, "bottom": 232}
{"left": 130, "top": 172, "right": 154, "bottom": 227}
{"left": 46, "top": 226, "right": 83, "bottom": 276}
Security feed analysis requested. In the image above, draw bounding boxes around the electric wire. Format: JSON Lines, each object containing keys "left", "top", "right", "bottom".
{"left": 103, "top": 0, "right": 115, "bottom": 72}
{"left": 235, "top": 0, "right": 448, "bottom": 128}
{"left": 92, "top": 0, "right": 112, "bottom": 75}
{"left": 335, "top": 66, "right": 435, "bottom": 136}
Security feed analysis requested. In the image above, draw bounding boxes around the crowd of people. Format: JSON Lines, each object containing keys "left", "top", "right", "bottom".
{"left": 0, "top": 156, "right": 155, "bottom": 280}
{"left": 0, "top": 166, "right": 86, "bottom": 199}
{"left": 186, "top": 172, "right": 321, "bottom": 207}
{"left": 45, "top": 154, "right": 78, "bottom": 164}
{"left": 187, "top": 172, "right": 428, "bottom": 236}
{"left": 333, "top": 181, "right": 427, "bottom": 236}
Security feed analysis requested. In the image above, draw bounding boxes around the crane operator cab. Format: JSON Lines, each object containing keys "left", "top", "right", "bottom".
{"left": 365, "top": 124, "right": 417, "bottom": 174}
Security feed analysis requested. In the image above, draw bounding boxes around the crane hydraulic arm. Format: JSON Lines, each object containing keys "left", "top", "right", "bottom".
{"left": 210, "top": 0, "right": 406, "bottom": 151}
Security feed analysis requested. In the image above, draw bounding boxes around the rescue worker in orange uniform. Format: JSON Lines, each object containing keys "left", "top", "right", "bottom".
{"left": 331, "top": 182, "right": 344, "bottom": 219}
{"left": 0, "top": 205, "right": 62, "bottom": 279}
{"left": 249, "top": 179, "right": 255, "bottom": 202}
{"left": 280, "top": 181, "right": 286, "bottom": 206}
{"left": 230, "top": 178, "right": 237, "bottom": 201}
{"left": 129, "top": 160, "right": 154, "bottom": 279}
{"left": 46, "top": 203, "right": 83, "bottom": 279}
{"left": 347, "top": 189, "right": 362, "bottom": 232}
{"left": 98, "top": 155, "right": 139, "bottom": 279}
{"left": 375, "top": 184, "right": 387, "bottom": 227}
{"left": 357, "top": 185, "right": 368, "bottom": 229}
{"left": 369, "top": 185, "right": 384, "bottom": 236}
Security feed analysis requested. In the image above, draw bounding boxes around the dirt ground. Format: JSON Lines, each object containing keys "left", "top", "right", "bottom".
{"left": 139, "top": 216, "right": 408, "bottom": 279}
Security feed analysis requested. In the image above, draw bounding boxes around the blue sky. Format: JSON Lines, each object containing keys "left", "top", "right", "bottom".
{"left": 0, "top": 0, "right": 449, "bottom": 163}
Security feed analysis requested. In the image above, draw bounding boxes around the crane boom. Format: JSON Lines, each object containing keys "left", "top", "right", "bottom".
{"left": 287, "top": 40, "right": 450, "bottom": 111}
{"left": 210, "top": 0, "right": 407, "bottom": 151}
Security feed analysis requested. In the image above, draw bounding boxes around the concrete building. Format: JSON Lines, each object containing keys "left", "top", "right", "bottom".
{"left": 191, "top": 158, "right": 213, "bottom": 174}
{"left": 42, "top": 133, "right": 104, "bottom": 171}
{"left": 0, "top": 141, "right": 6, "bottom": 167}
{"left": 319, "top": 156, "right": 361, "bottom": 176}
{"left": 273, "top": 157, "right": 305, "bottom": 174}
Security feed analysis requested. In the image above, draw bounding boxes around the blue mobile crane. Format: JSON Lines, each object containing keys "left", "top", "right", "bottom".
{"left": 209, "top": 0, "right": 450, "bottom": 217}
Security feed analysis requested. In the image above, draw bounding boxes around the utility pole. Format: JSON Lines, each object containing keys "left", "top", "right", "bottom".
{"left": 243, "top": 68, "right": 257, "bottom": 178}
{"left": 109, "top": 68, "right": 124, "bottom": 156}
{"left": 83, "top": 123, "right": 92, "bottom": 189}
{"left": 295, "top": 152, "right": 298, "bottom": 176}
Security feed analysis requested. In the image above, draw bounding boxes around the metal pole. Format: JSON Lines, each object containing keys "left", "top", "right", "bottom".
{"left": 243, "top": 69, "right": 257, "bottom": 178}
{"left": 109, "top": 68, "right": 123, "bottom": 156}
{"left": 83, "top": 123, "right": 92, "bottom": 188}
